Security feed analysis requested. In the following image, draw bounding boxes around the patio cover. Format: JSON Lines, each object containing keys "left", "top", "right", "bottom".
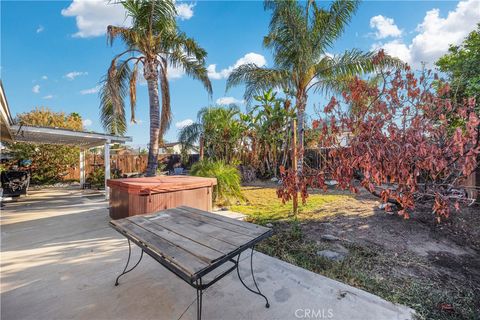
{"left": 0, "top": 82, "right": 133, "bottom": 199}
{"left": 0, "top": 81, "right": 14, "bottom": 142}
{"left": 11, "top": 125, "right": 131, "bottom": 148}
{"left": 10, "top": 125, "right": 132, "bottom": 199}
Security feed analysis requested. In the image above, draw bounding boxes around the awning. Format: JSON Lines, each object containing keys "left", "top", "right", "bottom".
{"left": 11, "top": 125, "right": 132, "bottom": 149}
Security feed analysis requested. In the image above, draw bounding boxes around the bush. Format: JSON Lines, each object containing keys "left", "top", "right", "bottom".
{"left": 190, "top": 160, "right": 244, "bottom": 204}
{"left": 6, "top": 108, "right": 83, "bottom": 184}
{"left": 86, "top": 167, "right": 105, "bottom": 189}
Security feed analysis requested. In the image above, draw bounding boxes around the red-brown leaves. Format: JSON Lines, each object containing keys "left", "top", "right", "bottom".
{"left": 278, "top": 66, "right": 479, "bottom": 221}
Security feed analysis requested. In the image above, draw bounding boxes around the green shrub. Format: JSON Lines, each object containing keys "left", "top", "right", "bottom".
{"left": 6, "top": 108, "right": 83, "bottom": 184}
{"left": 190, "top": 160, "right": 244, "bottom": 204}
{"left": 86, "top": 167, "right": 105, "bottom": 189}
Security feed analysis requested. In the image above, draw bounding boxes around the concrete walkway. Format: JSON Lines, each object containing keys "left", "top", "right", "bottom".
{"left": 1, "top": 188, "right": 414, "bottom": 320}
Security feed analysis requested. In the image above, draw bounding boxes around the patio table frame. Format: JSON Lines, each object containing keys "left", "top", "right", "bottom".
{"left": 110, "top": 206, "right": 272, "bottom": 320}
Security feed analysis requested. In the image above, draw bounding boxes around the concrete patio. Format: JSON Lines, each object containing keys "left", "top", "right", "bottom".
{"left": 1, "top": 188, "right": 414, "bottom": 320}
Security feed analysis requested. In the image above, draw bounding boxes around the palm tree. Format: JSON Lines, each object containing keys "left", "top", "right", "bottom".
{"left": 226, "top": 0, "right": 401, "bottom": 173}
{"left": 100, "top": 0, "right": 212, "bottom": 176}
{"left": 179, "top": 105, "right": 243, "bottom": 162}
{"left": 250, "top": 90, "right": 295, "bottom": 176}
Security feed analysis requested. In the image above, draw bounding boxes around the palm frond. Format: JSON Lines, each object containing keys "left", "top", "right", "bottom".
{"left": 163, "top": 32, "right": 208, "bottom": 63}
{"left": 311, "top": 0, "right": 361, "bottom": 51}
{"left": 129, "top": 61, "right": 139, "bottom": 123}
{"left": 179, "top": 122, "right": 203, "bottom": 150}
{"left": 308, "top": 49, "right": 404, "bottom": 94}
{"left": 167, "top": 51, "right": 212, "bottom": 96}
{"left": 120, "top": 0, "right": 176, "bottom": 35}
{"left": 159, "top": 59, "right": 171, "bottom": 138}
{"left": 226, "top": 64, "right": 290, "bottom": 103}
{"left": 99, "top": 60, "right": 131, "bottom": 135}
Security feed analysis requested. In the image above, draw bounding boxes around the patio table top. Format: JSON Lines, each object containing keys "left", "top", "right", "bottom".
{"left": 110, "top": 206, "right": 272, "bottom": 283}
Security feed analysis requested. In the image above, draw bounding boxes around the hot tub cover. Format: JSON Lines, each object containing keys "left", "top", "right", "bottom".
{"left": 107, "top": 176, "right": 217, "bottom": 195}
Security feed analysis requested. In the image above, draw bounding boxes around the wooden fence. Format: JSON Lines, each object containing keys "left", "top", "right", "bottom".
{"left": 63, "top": 154, "right": 199, "bottom": 180}
{"left": 63, "top": 154, "right": 148, "bottom": 180}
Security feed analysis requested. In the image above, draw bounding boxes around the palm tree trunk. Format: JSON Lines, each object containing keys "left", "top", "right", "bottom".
{"left": 145, "top": 61, "right": 160, "bottom": 177}
{"left": 199, "top": 135, "right": 204, "bottom": 160}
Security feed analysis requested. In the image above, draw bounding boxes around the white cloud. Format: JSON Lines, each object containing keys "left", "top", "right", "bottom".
{"left": 41, "top": 75, "right": 48, "bottom": 80}
{"left": 175, "top": 119, "right": 194, "bottom": 129}
{"left": 207, "top": 53, "right": 267, "bottom": 80}
{"left": 32, "top": 85, "right": 40, "bottom": 93}
{"left": 371, "top": 0, "right": 480, "bottom": 68}
{"left": 206, "top": 64, "right": 228, "bottom": 80}
{"left": 80, "top": 85, "right": 101, "bottom": 95}
{"left": 82, "top": 119, "right": 93, "bottom": 127}
{"left": 168, "top": 65, "right": 185, "bottom": 79}
{"left": 369, "top": 15, "right": 402, "bottom": 39}
{"left": 216, "top": 97, "right": 244, "bottom": 105}
{"left": 36, "top": 25, "right": 45, "bottom": 33}
{"left": 42, "top": 95, "right": 54, "bottom": 99}
{"left": 65, "top": 71, "right": 88, "bottom": 80}
{"left": 176, "top": 3, "right": 195, "bottom": 20}
{"left": 61, "top": 0, "right": 130, "bottom": 38}
{"left": 371, "top": 40, "right": 411, "bottom": 65}
{"left": 62, "top": 0, "right": 195, "bottom": 38}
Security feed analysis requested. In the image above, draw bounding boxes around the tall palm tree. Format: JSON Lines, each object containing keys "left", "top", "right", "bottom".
{"left": 100, "top": 0, "right": 212, "bottom": 176}
{"left": 226, "top": 0, "right": 401, "bottom": 173}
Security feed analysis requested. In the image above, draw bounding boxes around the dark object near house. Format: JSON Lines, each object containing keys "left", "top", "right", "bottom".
{"left": 82, "top": 182, "right": 92, "bottom": 189}
{"left": 1, "top": 170, "right": 30, "bottom": 197}
{"left": 110, "top": 206, "right": 272, "bottom": 320}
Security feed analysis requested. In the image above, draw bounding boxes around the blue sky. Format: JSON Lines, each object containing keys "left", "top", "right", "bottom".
{"left": 1, "top": 0, "right": 479, "bottom": 147}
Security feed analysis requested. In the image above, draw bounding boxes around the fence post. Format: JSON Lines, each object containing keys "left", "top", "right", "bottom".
{"left": 104, "top": 141, "right": 110, "bottom": 200}
{"left": 79, "top": 149, "right": 85, "bottom": 188}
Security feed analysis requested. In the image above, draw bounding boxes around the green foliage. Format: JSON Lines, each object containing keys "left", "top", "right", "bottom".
{"left": 87, "top": 167, "right": 105, "bottom": 188}
{"left": 156, "top": 161, "right": 168, "bottom": 174}
{"left": 190, "top": 160, "right": 244, "bottom": 204}
{"left": 436, "top": 24, "right": 480, "bottom": 108}
{"left": 227, "top": 0, "right": 402, "bottom": 103}
{"left": 226, "top": 0, "right": 402, "bottom": 173}
{"left": 6, "top": 108, "right": 83, "bottom": 184}
{"left": 179, "top": 92, "right": 296, "bottom": 178}
{"left": 246, "top": 90, "right": 295, "bottom": 176}
{"left": 15, "top": 107, "right": 83, "bottom": 130}
{"left": 179, "top": 105, "right": 243, "bottom": 162}
{"left": 101, "top": 0, "right": 212, "bottom": 176}
{"left": 100, "top": 0, "right": 212, "bottom": 137}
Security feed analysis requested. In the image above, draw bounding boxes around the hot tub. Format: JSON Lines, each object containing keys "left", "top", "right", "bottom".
{"left": 106, "top": 176, "right": 217, "bottom": 219}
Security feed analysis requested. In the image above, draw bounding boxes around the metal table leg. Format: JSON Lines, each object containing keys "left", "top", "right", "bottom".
{"left": 195, "top": 278, "right": 203, "bottom": 320}
{"left": 115, "top": 239, "right": 144, "bottom": 286}
{"left": 236, "top": 247, "right": 270, "bottom": 308}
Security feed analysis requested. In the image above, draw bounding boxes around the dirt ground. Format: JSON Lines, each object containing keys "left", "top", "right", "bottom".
{"left": 235, "top": 182, "right": 480, "bottom": 319}
{"left": 302, "top": 188, "right": 480, "bottom": 282}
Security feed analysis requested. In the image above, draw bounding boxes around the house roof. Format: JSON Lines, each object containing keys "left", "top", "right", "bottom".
{"left": 162, "top": 142, "right": 181, "bottom": 147}
{"left": 0, "top": 81, "right": 14, "bottom": 142}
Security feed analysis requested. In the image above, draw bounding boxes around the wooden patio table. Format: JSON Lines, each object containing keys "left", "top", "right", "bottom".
{"left": 110, "top": 206, "right": 273, "bottom": 320}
